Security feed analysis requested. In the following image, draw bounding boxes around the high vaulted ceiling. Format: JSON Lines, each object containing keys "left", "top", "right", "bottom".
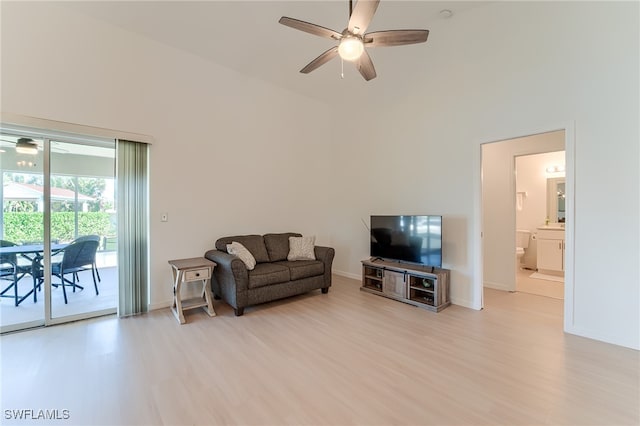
{"left": 60, "top": 1, "right": 490, "bottom": 104}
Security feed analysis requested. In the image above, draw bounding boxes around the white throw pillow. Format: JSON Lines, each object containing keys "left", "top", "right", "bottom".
{"left": 287, "top": 236, "right": 316, "bottom": 261}
{"left": 227, "top": 242, "right": 256, "bottom": 270}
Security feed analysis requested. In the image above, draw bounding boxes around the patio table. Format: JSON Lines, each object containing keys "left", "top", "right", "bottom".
{"left": 0, "top": 243, "right": 68, "bottom": 305}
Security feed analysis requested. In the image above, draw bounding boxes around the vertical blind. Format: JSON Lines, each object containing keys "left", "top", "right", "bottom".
{"left": 116, "top": 139, "right": 149, "bottom": 316}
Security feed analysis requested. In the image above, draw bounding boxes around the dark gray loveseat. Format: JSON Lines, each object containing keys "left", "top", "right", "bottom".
{"left": 204, "top": 233, "right": 335, "bottom": 316}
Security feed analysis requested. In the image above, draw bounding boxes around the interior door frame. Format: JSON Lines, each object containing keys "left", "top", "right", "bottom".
{"left": 474, "top": 121, "right": 576, "bottom": 331}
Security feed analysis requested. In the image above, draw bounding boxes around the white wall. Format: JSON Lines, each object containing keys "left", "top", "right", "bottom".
{"left": 0, "top": 2, "right": 335, "bottom": 308}
{"left": 329, "top": 2, "right": 639, "bottom": 349}
{"left": 1, "top": 2, "right": 638, "bottom": 349}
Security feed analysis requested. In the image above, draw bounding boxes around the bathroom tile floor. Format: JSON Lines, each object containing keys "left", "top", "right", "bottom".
{"left": 516, "top": 268, "right": 564, "bottom": 299}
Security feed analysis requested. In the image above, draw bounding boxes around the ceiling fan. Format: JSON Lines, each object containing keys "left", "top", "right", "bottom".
{"left": 279, "top": 0, "right": 429, "bottom": 81}
{"left": 0, "top": 138, "right": 69, "bottom": 154}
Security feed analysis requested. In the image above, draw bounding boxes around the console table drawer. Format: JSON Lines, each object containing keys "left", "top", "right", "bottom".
{"left": 184, "top": 268, "right": 211, "bottom": 282}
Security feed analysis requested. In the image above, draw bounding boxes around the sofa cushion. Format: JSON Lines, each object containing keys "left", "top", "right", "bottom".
{"left": 248, "top": 263, "right": 291, "bottom": 289}
{"left": 226, "top": 242, "right": 256, "bottom": 270}
{"left": 215, "top": 235, "right": 270, "bottom": 264}
{"left": 275, "top": 260, "right": 324, "bottom": 281}
{"left": 264, "top": 232, "right": 302, "bottom": 262}
{"left": 287, "top": 236, "right": 316, "bottom": 261}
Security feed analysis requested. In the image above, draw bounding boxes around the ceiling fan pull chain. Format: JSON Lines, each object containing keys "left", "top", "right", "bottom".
{"left": 341, "top": 58, "right": 345, "bottom": 79}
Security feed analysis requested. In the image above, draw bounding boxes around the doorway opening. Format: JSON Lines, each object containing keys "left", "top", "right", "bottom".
{"left": 515, "top": 151, "right": 565, "bottom": 299}
{"left": 480, "top": 128, "right": 574, "bottom": 325}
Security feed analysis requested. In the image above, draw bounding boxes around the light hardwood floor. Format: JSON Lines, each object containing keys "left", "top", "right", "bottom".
{"left": 1, "top": 275, "right": 638, "bottom": 425}
{"left": 516, "top": 268, "right": 564, "bottom": 299}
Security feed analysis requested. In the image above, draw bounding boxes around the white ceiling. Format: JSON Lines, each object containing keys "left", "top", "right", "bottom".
{"left": 60, "top": 1, "right": 491, "bottom": 104}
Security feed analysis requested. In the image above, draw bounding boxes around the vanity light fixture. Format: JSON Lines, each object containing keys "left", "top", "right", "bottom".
{"left": 546, "top": 165, "right": 565, "bottom": 174}
{"left": 15, "top": 138, "right": 38, "bottom": 155}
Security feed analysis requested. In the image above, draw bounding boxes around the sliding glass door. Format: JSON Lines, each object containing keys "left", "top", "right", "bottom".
{"left": 0, "top": 130, "right": 117, "bottom": 332}
{"left": 49, "top": 139, "right": 117, "bottom": 320}
{"left": 0, "top": 135, "right": 45, "bottom": 329}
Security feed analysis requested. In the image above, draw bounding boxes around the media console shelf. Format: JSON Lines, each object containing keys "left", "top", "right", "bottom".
{"left": 361, "top": 259, "right": 450, "bottom": 312}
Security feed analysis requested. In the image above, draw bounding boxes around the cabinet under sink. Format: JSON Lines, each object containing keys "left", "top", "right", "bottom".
{"left": 536, "top": 227, "right": 565, "bottom": 274}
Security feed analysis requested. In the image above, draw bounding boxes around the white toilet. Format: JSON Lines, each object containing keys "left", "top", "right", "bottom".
{"left": 516, "top": 229, "right": 531, "bottom": 270}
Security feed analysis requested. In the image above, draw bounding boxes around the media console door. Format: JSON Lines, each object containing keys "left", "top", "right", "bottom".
{"left": 383, "top": 270, "right": 406, "bottom": 299}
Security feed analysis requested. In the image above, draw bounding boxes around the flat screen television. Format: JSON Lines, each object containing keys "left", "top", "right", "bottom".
{"left": 370, "top": 215, "right": 442, "bottom": 267}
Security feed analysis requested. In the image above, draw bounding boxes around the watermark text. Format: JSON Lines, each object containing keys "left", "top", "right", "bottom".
{"left": 4, "top": 409, "right": 70, "bottom": 421}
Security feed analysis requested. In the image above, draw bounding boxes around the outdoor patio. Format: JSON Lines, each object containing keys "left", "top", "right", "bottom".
{"left": 0, "top": 252, "right": 117, "bottom": 328}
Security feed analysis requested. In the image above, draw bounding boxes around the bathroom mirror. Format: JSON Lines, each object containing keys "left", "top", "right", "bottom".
{"left": 546, "top": 177, "right": 566, "bottom": 223}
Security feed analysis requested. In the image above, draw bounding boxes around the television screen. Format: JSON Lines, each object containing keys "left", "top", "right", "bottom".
{"left": 370, "top": 215, "right": 442, "bottom": 267}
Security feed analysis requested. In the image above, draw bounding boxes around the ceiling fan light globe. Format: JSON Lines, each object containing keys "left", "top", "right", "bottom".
{"left": 338, "top": 36, "right": 364, "bottom": 61}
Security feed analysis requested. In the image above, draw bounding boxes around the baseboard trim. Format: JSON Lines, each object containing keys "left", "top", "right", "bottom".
{"left": 565, "top": 324, "right": 640, "bottom": 351}
{"left": 450, "top": 297, "right": 476, "bottom": 310}
{"left": 334, "top": 270, "right": 360, "bottom": 280}
{"left": 483, "top": 281, "right": 512, "bottom": 292}
{"left": 148, "top": 301, "right": 172, "bottom": 311}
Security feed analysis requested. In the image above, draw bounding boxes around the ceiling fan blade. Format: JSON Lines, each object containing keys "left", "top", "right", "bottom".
{"left": 356, "top": 50, "right": 377, "bottom": 81}
{"left": 364, "top": 30, "right": 429, "bottom": 47}
{"left": 300, "top": 47, "right": 340, "bottom": 74}
{"left": 348, "top": 0, "right": 380, "bottom": 35}
{"left": 279, "top": 17, "right": 342, "bottom": 40}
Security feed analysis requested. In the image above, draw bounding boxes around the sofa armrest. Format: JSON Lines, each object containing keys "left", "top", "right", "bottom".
{"left": 204, "top": 249, "right": 249, "bottom": 309}
{"left": 314, "top": 245, "right": 335, "bottom": 288}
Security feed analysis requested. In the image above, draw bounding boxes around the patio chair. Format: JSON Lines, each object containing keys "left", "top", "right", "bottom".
{"left": 71, "top": 235, "right": 102, "bottom": 283}
{"left": 35, "top": 239, "right": 100, "bottom": 304}
{"left": 0, "top": 240, "right": 32, "bottom": 306}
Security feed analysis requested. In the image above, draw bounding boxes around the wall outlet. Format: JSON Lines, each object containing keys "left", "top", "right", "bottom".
{"left": 161, "top": 213, "right": 168, "bottom": 222}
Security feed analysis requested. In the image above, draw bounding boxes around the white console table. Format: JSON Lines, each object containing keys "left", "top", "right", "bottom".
{"left": 168, "top": 257, "right": 217, "bottom": 324}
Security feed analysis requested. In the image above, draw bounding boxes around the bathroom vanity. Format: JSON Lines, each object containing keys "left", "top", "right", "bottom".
{"left": 537, "top": 226, "right": 565, "bottom": 274}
